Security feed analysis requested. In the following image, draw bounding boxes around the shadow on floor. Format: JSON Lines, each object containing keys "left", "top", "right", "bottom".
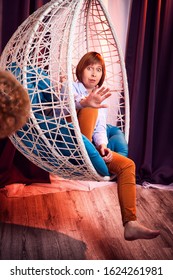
{"left": 0, "top": 222, "right": 87, "bottom": 260}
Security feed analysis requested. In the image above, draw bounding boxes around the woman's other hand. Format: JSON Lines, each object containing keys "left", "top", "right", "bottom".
{"left": 98, "top": 144, "right": 113, "bottom": 163}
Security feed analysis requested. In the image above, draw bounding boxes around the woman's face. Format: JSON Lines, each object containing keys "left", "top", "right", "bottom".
{"left": 82, "top": 63, "right": 103, "bottom": 92}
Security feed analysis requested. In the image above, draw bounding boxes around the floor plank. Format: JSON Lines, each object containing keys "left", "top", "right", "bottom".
{"left": 0, "top": 185, "right": 173, "bottom": 260}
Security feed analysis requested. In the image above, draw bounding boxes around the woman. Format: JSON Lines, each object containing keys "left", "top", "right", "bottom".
{"left": 71, "top": 51, "right": 160, "bottom": 241}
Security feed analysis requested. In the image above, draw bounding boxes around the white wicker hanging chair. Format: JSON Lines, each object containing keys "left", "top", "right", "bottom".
{"left": 0, "top": 0, "right": 129, "bottom": 181}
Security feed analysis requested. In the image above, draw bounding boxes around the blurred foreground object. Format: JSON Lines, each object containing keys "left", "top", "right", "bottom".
{"left": 0, "top": 70, "right": 30, "bottom": 138}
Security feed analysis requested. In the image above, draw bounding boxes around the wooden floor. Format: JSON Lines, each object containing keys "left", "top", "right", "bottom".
{"left": 0, "top": 184, "right": 173, "bottom": 260}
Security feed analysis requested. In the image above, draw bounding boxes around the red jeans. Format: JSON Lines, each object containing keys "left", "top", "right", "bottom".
{"left": 77, "top": 108, "right": 137, "bottom": 225}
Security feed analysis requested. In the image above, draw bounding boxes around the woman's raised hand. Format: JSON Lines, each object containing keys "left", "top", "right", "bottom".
{"left": 80, "top": 86, "right": 111, "bottom": 108}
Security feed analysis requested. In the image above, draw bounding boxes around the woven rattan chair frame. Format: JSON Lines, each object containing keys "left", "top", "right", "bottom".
{"left": 0, "top": 0, "right": 129, "bottom": 181}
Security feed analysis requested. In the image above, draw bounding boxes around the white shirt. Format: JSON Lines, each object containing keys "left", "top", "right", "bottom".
{"left": 72, "top": 82, "right": 108, "bottom": 147}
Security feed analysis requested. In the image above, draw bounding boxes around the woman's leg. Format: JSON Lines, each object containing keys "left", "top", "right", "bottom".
{"left": 107, "top": 152, "right": 160, "bottom": 240}
{"left": 77, "top": 108, "right": 98, "bottom": 141}
{"left": 107, "top": 152, "right": 136, "bottom": 225}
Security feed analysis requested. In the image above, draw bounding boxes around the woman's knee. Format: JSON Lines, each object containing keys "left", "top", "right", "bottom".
{"left": 107, "top": 152, "right": 135, "bottom": 175}
{"left": 124, "top": 157, "right": 136, "bottom": 172}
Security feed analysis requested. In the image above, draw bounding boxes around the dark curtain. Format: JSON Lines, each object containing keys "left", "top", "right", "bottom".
{"left": 0, "top": 0, "right": 49, "bottom": 54}
{"left": 0, "top": 0, "right": 50, "bottom": 187}
{"left": 126, "top": 0, "right": 173, "bottom": 185}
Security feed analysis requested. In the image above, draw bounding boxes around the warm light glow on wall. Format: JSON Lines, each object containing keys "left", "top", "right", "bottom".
{"left": 104, "top": 0, "right": 132, "bottom": 56}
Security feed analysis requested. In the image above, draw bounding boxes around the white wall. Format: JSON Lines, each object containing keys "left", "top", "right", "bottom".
{"left": 102, "top": 0, "right": 132, "bottom": 56}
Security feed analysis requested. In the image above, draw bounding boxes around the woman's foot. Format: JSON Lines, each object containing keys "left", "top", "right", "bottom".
{"left": 124, "top": 221, "right": 160, "bottom": 241}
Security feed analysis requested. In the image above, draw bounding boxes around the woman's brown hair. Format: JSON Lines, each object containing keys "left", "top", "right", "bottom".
{"left": 76, "top": 51, "right": 106, "bottom": 87}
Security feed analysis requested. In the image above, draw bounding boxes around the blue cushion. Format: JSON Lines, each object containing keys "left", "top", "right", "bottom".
{"left": 17, "top": 113, "right": 110, "bottom": 176}
{"left": 107, "top": 124, "right": 128, "bottom": 157}
{"left": 82, "top": 134, "right": 110, "bottom": 176}
{"left": 37, "top": 114, "right": 110, "bottom": 176}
